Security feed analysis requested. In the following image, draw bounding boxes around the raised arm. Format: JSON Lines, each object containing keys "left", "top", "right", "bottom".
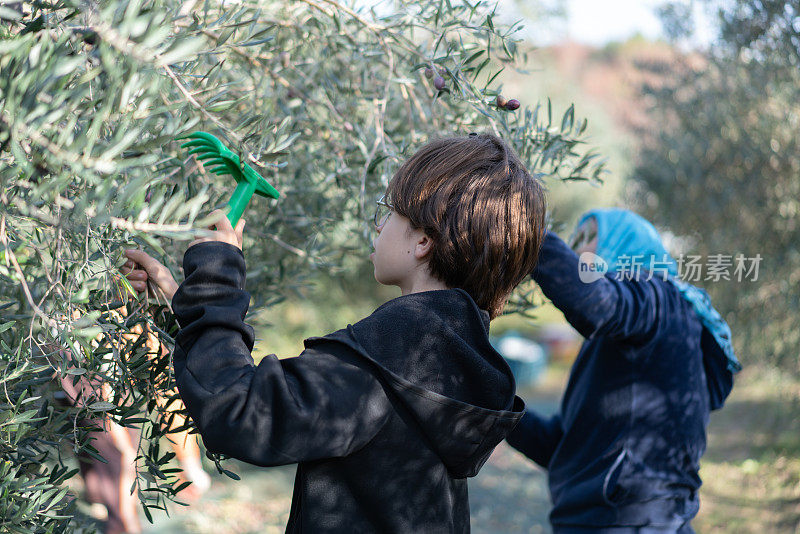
{"left": 533, "top": 231, "right": 661, "bottom": 343}
{"left": 171, "top": 241, "right": 391, "bottom": 467}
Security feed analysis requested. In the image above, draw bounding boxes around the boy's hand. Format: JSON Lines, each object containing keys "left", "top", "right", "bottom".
{"left": 121, "top": 250, "right": 179, "bottom": 302}
{"left": 188, "top": 209, "right": 245, "bottom": 251}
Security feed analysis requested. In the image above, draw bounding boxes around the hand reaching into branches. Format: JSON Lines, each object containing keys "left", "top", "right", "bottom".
{"left": 120, "top": 210, "right": 244, "bottom": 303}
{"left": 121, "top": 250, "right": 180, "bottom": 302}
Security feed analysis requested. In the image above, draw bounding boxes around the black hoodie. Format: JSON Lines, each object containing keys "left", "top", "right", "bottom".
{"left": 171, "top": 241, "right": 525, "bottom": 533}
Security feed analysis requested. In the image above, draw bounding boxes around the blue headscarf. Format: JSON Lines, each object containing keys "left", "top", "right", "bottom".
{"left": 574, "top": 208, "right": 742, "bottom": 374}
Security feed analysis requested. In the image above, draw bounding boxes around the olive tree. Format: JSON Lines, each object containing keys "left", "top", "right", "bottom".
{"left": 0, "top": 0, "right": 603, "bottom": 530}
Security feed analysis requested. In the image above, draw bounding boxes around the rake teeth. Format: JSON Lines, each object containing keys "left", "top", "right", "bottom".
{"left": 186, "top": 131, "right": 223, "bottom": 145}
{"left": 196, "top": 154, "right": 223, "bottom": 164}
{"left": 190, "top": 131, "right": 220, "bottom": 141}
{"left": 178, "top": 132, "right": 265, "bottom": 193}
{"left": 179, "top": 139, "right": 213, "bottom": 150}
{"left": 187, "top": 148, "right": 217, "bottom": 158}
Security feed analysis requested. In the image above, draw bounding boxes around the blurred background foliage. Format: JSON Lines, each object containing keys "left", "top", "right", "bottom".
{"left": 0, "top": 0, "right": 603, "bottom": 530}
{"left": 629, "top": 0, "right": 800, "bottom": 374}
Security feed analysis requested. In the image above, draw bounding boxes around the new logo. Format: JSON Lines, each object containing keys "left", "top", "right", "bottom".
{"left": 578, "top": 252, "right": 608, "bottom": 283}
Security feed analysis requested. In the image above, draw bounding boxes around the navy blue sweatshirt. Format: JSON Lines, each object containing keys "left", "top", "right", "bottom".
{"left": 506, "top": 231, "right": 734, "bottom": 531}
{"left": 171, "top": 241, "right": 525, "bottom": 533}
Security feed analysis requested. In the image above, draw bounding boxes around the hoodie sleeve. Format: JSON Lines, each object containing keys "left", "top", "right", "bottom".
{"left": 505, "top": 409, "right": 562, "bottom": 468}
{"left": 533, "top": 231, "right": 660, "bottom": 343}
{"left": 170, "top": 241, "right": 392, "bottom": 467}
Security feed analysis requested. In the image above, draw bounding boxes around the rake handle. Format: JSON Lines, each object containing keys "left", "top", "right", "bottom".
{"left": 227, "top": 180, "right": 256, "bottom": 226}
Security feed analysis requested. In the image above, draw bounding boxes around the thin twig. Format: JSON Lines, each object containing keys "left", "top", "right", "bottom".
{"left": 1, "top": 216, "right": 61, "bottom": 330}
{"left": 109, "top": 217, "right": 197, "bottom": 233}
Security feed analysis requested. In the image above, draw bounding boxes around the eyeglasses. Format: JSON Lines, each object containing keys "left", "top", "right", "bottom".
{"left": 373, "top": 194, "right": 393, "bottom": 227}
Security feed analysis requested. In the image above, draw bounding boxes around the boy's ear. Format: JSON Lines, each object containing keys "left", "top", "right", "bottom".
{"left": 413, "top": 232, "right": 434, "bottom": 261}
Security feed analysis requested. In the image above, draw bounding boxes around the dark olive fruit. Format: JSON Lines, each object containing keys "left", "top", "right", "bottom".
{"left": 80, "top": 30, "right": 99, "bottom": 45}
{"left": 496, "top": 95, "right": 508, "bottom": 108}
{"left": 424, "top": 67, "right": 434, "bottom": 79}
{"left": 433, "top": 76, "right": 446, "bottom": 90}
{"left": 505, "top": 99, "right": 520, "bottom": 110}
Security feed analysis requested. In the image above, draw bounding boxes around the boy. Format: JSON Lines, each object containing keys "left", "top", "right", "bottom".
{"left": 122, "top": 133, "right": 547, "bottom": 532}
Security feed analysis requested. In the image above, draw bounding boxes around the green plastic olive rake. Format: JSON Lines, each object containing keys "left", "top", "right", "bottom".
{"left": 178, "top": 131, "right": 280, "bottom": 226}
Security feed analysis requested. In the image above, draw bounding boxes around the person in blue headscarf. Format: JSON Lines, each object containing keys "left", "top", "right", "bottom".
{"left": 506, "top": 208, "right": 741, "bottom": 533}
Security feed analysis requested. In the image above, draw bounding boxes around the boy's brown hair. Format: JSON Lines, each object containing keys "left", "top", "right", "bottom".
{"left": 386, "top": 132, "right": 546, "bottom": 319}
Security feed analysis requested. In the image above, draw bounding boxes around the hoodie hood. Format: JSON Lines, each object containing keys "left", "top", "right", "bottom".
{"left": 700, "top": 324, "right": 735, "bottom": 410}
{"left": 306, "top": 288, "right": 524, "bottom": 478}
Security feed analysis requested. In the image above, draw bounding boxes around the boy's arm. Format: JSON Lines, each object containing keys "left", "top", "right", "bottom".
{"left": 533, "top": 231, "right": 660, "bottom": 343}
{"left": 505, "top": 409, "right": 562, "bottom": 468}
{"left": 171, "top": 242, "right": 391, "bottom": 467}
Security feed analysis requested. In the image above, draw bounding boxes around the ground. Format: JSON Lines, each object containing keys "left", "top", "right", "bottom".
{"left": 693, "top": 366, "right": 800, "bottom": 533}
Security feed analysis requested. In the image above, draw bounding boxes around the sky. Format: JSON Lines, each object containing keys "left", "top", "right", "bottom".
{"left": 351, "top": 0, "right": 717, "bottom": 48}
{"left": 530, "top": 0, "right": 716, "bottom": 47}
